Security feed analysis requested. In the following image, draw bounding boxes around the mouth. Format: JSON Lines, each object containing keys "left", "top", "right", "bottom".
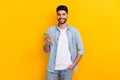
{"left": 58, "top": 18, "right": 67, "bottom": 24}
{"left": 59, "top": 18, "right": 65, "bottom": 21}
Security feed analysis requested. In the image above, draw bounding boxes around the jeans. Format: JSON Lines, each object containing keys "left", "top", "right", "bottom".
{"left": 47, "top": 69, "right": 73, "bottom": 80}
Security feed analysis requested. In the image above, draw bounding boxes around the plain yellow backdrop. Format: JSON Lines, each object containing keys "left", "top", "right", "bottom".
{"left": 0, "top": 0, "right": 120, "bottom": 80}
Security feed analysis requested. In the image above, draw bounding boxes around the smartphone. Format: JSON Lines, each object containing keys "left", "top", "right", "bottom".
{"left": 44, "top": 32, "right": 50, "bottom": 37}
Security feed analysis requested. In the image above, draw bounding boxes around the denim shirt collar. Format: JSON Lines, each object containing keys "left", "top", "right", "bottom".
{"left": 55, "top": 24, "right": 71, "bottom": 31}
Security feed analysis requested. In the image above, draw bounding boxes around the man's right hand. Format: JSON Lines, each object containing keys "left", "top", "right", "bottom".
{"left": 43, "top": 32, "right": 51, "bottom": 53}
{"left": 44, "top": 36, "right": 52, "bottom": 45}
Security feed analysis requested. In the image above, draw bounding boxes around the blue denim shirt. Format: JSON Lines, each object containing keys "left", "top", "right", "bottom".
{"left": 46, "top": 25, "right": 84, "bottom": 72}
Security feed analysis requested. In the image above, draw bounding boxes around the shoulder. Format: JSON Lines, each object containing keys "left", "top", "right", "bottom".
{"left": 47, "top": 25, "right": 57, "bottom": 33}
{"left": 68, "top": 25, "right": 80, "bottom": 33}
{"left": 48, "top": 25, "right": 56, "bottom": 30}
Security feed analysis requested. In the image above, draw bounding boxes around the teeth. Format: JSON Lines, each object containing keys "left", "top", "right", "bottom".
{"left": 59, "top": 18, "right": 64, "bottom": 20}
{"left": 60, "top": 19, "right": 64, "bottom": 20}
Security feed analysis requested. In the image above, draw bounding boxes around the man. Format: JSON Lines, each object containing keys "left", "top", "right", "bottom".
{"left": 43, "top": 5, "right": 84, "bottom": 80}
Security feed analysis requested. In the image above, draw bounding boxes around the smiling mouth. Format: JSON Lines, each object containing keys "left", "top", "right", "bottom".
{"left": 59, "top": 18, "right": 65, "bottom": 20}
{"left": 58, "top": 18, "right": 67, "bottom": 24}
{"left": 59, "top": 18, "right": 65, "bottom": 21}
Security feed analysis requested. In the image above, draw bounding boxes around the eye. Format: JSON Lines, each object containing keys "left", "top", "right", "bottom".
{"left": 57, "top": 14, "right": 61, "bottom": 16}
{"left": 62, "top": 13, "right": 66, "bottom": 15}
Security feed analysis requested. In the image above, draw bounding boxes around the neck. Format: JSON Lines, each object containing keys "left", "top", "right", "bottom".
{"left": 58, "top": 23, "right": 68, "bottom": 30}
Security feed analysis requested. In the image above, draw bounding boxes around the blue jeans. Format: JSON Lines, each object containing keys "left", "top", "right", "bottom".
{"left": 47, "top": 69, "right": 73, "bottom": 80}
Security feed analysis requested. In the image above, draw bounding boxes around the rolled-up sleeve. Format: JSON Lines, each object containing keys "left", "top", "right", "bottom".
{"left": 75, "top": 30, "right": 84, "bottom": 55}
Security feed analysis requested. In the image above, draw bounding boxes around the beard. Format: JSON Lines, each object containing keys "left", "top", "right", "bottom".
{"left": 58, "top": 18, "right": 67, "bottom": 24}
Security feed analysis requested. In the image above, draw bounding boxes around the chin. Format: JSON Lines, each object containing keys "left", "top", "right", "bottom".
{"left": 59, "top": 23, "right": 65, "bottom": 24}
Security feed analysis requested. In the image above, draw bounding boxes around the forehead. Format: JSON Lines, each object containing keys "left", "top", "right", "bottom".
{"left": 57, "top": 10, "right": 67, "bottom": 14}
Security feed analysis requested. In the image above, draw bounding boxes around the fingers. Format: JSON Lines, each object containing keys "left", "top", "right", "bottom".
{"left": 66, "top": 64, "right": 74, "bottom": 70}
{"left": 45, "top": 37, "right": 51, "bottom": 42}
{"left": 44, "top": 36, "right": 51, "bottom": 44}
{"left": 66, "top": 65, "right": 70, "bottom": 70}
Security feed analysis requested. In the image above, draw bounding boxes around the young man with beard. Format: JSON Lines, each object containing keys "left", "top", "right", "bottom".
{"left": 43, "top": 5, "right": 84, "bottom": 80}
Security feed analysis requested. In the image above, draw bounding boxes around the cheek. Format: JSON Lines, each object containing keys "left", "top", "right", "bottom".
{"left": 57, "top": 16, "right": 60, "bottom": 19}
{"left": 64, "top": 15, "right": 68, "bottom": 19}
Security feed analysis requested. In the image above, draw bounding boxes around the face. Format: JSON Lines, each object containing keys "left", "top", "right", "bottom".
{"left": 57, "top": 10, "right": 68, "bottom": 24}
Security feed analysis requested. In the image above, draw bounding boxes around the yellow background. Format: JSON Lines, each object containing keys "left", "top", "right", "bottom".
{"left": 0, "top": 0, "right": 120, "bottom": 80}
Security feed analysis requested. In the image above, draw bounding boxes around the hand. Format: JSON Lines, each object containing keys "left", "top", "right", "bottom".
{"left": 44, "top": 36, "right": 51, "bottom": 45}
{"left": 66, "top": 64, "right": 75, "bottom": 70}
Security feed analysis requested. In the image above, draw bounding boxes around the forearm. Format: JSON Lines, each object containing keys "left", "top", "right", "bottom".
{"left": 43, "top": 43, "right": 50, "bottom": 53}
{"left": 73, "top": 54, "right": 83, "bottom": 67}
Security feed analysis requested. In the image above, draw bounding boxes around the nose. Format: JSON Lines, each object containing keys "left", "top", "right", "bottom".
{"left": 59, "top": 15, "right": 64, "bottom": 18}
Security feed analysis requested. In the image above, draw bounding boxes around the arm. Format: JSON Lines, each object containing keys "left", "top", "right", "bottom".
{"left": 73, "top": 54, "right": 83, "bottom": 68}
{"left": 43, "top": 31, "right": 51, "bottom": 53}
{"left": 66, "top": 54, "right": 83, "bottom": 70}
{"left": 67, "top": 29, "right": 84, "bottom": 70}
{"left": 43, "top": 43, "right": 50, "bottom": 53}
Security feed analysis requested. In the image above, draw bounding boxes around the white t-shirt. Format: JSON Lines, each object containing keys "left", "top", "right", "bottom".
{"left": 55, "top": 28, "right": 72, "bottom": 70}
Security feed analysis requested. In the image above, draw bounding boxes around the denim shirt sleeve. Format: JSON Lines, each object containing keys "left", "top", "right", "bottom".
{"left": 75, "top": 29, "right": 84, "bottom": 55}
